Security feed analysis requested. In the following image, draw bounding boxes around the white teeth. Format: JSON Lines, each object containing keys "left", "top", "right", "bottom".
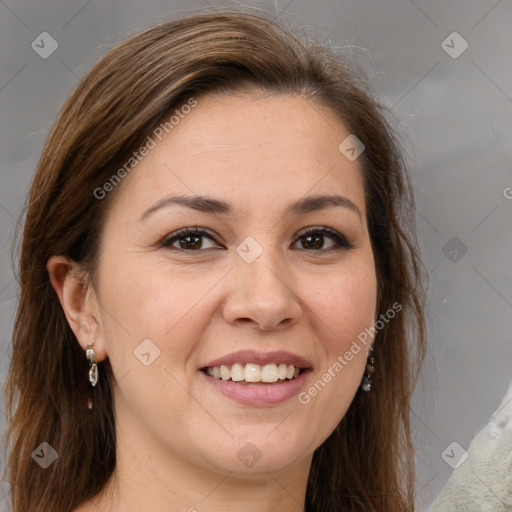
{"left": 261, "top": 364, "right": 278, "bottom": 383}
{"left": 245, "top": 363, "right": 261, "bottom": 382}
{"left": 205, "top": 363, "right": 302, "bottom": 383}
{"left": 231, "top": 363, "right": 245, "bottom": 382}
{"left": 220, "top": 365, "right": 230, "bottom": 380}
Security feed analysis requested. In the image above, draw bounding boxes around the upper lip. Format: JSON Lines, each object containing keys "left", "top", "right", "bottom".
{"left": 201, "top": 350, "right": 312, "bottom": 370}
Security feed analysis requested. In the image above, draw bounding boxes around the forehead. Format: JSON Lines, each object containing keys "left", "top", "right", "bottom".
{"left": 108, "top": 92, "right": 366, "bottom": 220}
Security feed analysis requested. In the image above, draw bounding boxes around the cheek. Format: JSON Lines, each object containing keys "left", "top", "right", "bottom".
{"left": 95, "top": 259, "right": 206, "bottom": 416}
{"left": 96, "top": 255, "right": 222, "bottom": 370}
{"left": 293, "top": 266, "right": 377, "bottom": 446}
{"left": 307, "top": 265, "right": 377, "bottom": 350}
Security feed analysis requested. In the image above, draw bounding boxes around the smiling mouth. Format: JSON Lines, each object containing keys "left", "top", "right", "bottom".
{"left": 201, "top": 363, "right": 305, "bottom": 384}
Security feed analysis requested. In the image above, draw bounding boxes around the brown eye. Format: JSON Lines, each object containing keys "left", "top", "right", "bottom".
{"left": 300, "top": 233, "right": 325, "bottom": 250}
{"left": 174, "top": 234, "right": 203, "bottom": 250}
{"left": 161, "top": 228, "right": 222, "bottom": 251}
{"left": 293, "top": 227, "right": 354, "bottom": 251}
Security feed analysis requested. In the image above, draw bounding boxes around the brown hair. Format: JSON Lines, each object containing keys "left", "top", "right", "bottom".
{"left": 4, "top": 6, "right": 427, "bottom": 511}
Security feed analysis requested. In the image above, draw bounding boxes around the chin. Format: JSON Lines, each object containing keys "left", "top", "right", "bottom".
{"left": 198, "top": 427, "right": 316, "bottom": 475}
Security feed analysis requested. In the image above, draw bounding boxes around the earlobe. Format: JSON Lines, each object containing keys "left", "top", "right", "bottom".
{"left": 46, "top": 255, "right": 107, "bottom": 361}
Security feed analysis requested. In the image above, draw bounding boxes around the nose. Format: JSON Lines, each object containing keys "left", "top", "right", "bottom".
{"left": 222, "top": 246, "right": 302, "bottom": 331}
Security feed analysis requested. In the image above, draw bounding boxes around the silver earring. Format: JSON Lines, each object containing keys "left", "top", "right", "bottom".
{"left": 86, "top": 343, "right": 98, "bottom": 387}
{"left": 360, "top": 346, "right": 375, "bottom": 392}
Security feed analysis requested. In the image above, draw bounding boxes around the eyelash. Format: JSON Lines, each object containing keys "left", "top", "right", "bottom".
{"left": 160, "top": 226, "right": 354, "bottom": 253}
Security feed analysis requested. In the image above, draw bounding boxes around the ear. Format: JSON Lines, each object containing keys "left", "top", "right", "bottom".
{"left": 46, "top": 255, "right": 107, "bottom": 361}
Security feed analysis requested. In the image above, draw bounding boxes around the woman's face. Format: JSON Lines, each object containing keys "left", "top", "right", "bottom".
{"left": 92, "top": 91, "right": 377, "bottom": 476}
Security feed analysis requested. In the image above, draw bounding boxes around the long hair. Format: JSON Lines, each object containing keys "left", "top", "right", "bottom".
{"left": 4, "top": 6, "right": 427, "bottom": 511}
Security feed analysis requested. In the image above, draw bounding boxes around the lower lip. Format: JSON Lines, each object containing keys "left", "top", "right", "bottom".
{"left": 200, "top": 370, "right": 311, "bottom": 406}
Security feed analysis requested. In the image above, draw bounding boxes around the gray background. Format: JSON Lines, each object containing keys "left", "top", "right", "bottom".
{"left": 1, "top": 0, "right": 511, "bottom": 510}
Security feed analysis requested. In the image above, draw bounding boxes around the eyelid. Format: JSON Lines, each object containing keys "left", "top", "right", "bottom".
{"left": 160, "top": 226, "right": 222, "bottom": 248}
{"left": 294, "top": 226, "right": 355, "bottom": 250}
{"left": 159, "top": 225, "right": 354, "bottom": 251}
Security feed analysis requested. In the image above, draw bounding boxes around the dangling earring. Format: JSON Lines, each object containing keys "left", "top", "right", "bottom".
{"left": 86, "top": 343, "right": 98, "bottom": 387}
{"left": 360, "top": 345, "right": 375, "bottom": 392}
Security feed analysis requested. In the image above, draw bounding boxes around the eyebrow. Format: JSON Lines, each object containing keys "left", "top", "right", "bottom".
{"left": 139, "top": 193, "right": 363, "bottom": 222}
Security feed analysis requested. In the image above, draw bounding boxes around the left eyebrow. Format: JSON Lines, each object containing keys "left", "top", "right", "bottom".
{"left": 139, "top": 193, "right": 363, "bottom": 222}
{"left": 288, "top": 194, "right": 363, "bottom": 221}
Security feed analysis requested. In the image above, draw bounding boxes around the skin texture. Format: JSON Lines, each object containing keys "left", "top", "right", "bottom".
{"left": 47, "top": 91, "right": 378, "bottom": 512}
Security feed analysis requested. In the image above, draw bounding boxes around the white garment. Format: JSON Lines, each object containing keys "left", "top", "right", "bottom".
{"left": 429, "top": 379, "right": 512, "bottom": 511}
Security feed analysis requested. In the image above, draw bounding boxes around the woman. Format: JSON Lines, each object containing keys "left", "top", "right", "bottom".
{"left": 4, "top": 6, "right": 427, "bottom": 512}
